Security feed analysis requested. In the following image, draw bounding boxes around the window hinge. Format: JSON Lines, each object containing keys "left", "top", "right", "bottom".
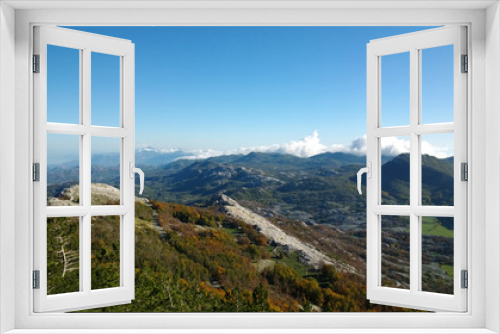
{"left": 461, "top": 54, "right": 468, "bottom": 73}
{"left": 461, "top": 270, "right": 468, "bottom": 289}
{"left": 461, "top": 162, "right": 468, "bottom": 181}
{"left": 33, "top": 163, "right": 40, "bottom": 182}
{"left": 33, "top": 54, "right": 40, "bottom": 73}
{"left": 33, "top": 270, "right": 40, "bottom": 289}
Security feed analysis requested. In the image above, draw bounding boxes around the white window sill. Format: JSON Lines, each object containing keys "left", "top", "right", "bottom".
{"left": 4, "top": 329, "right": 498, "bottom": 334}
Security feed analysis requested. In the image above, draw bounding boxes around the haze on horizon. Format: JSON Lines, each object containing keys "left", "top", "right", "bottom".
{"left": 48, "top": 130, "right": 454, "bottom": 165}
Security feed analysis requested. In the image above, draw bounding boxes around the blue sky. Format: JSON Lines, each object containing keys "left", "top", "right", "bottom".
{"left": 47, "top": 26, "right": 454, "bottom": 163}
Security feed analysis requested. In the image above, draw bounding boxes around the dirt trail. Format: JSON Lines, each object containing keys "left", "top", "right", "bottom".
{"left": 142, "top": 199, "right": 166, "bottom": 238}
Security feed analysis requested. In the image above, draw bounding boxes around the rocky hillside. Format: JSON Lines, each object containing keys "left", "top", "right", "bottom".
{"left": 219, "top": 194, "right": 355, "bottom": 273}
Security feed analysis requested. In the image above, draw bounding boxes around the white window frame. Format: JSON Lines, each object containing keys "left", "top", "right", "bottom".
{"left": 365, "top": 26, "right": 468, "bottom": 312}
{"left": 1, "top": 1, "right": 499, "bottom": 333}
{"left": 33, "top": 26, "right": 136, "bottom": 313}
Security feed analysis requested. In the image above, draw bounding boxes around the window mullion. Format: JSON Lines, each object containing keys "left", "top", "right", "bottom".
{"left": 82, "top": 48, "right": 91, "bottom": 207}
{"left": 81, "top": 214, "right": 91, "bottom": 293}
{"left": 409, "top": 47, "right": 420, "bottom": 295}
{"left": 82, "top": 48, "right": 92, "bottom": 294}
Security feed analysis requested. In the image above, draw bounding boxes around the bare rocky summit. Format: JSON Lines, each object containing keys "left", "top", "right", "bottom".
{"left": 220, "top": 194, "right": 355, "bottom": 273}
{"left": 47, "top": 183, "right": 124, "bottom": 206}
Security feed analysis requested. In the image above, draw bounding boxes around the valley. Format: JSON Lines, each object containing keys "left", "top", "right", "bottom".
{"left": 46, "top": 150, "right": 455, "bottom": 311}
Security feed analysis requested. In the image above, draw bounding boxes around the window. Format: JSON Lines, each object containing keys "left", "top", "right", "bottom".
{"left": 33, "top": 26, "right": 141, "bottom": 312}
{"left": 1, "top": 2, "right": 498, "bottom": 333}
{"left": 363, "top": 26, "right": 467, "bottom": 312}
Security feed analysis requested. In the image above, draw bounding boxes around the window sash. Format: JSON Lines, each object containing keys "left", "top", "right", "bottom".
{"left": 32, "top": 25, "right": 136, "bottom": 313}
{"left": 366, "top": 26, "right": 467, "bottom": 312}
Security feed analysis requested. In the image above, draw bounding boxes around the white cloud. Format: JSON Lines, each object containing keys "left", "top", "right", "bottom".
{"left": 346, "top": 135, "right": 411, "bottom": 156}
{"left": 420, "top": 140, "right": 452, "bottom": 159}
{"left": 143, "top": 131, "right": 453, "bottom": 161}
{"left": 271, "top": 130, "right": 346, "bottom": 157}
{"left": 178, "top": 130, "right": 348, "bottom": 160}
{"left": 349, "top": 135, "right": 367, "bottom": 155}
{"left": 380, "top": 136, "right": 411, "bottom": 156}
{"left": 347, "top": 135, "right": 452, "bottom": 158}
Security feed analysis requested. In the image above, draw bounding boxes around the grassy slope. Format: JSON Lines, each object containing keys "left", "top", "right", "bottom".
{"left": 421, "top": 217, "right": 454, "bottom": 238}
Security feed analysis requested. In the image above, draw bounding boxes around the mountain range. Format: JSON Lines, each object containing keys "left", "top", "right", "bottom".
{"left": 48, "top": 150, "right": 454, "bottom": 229}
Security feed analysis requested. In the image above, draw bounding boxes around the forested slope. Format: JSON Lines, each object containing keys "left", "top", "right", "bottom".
{"left": 46, "top": 196, "right": 409, "bottom": 312}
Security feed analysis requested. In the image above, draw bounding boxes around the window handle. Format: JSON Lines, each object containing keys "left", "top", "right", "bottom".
{"left": 357, "top": 162, "right": 371, "bottom": 195}
{"left": 129, "top": 162, "right": 145, "bottom": 195}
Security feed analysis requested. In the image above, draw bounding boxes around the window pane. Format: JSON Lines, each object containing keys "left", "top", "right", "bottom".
{"left": 421, "top": 216, "right": 454, "bottom": 294}
{"left": 47, "top": 133, "right": 80, "bottom": 206}
{"left": 47, "top": 216, "right": 80, "bottom": 295}
{"left": 381, "top": 52, "right": 410, "bottom": 127}
{"left": 91, "top": 215, "right": 121, "bottom": 290}
{"left": 381, "top": 215, "right": 410, "bottom": 289}
{"left": 381, "top": 136, "right": 410, "bottom": 205}
{"left": 421, "top": 45, "right": 454, "bottom": 124}
{"left": 91, "top": 137, "right": 121, "bottom": 205}
{"left": 47, "top": 45, "right": 80, "bottom": 124}
{"left": 91, "top": 52, "right": 121, "bottom": 127}
{"left": 421, "top": 133, "right": 454, "bottom": 206}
